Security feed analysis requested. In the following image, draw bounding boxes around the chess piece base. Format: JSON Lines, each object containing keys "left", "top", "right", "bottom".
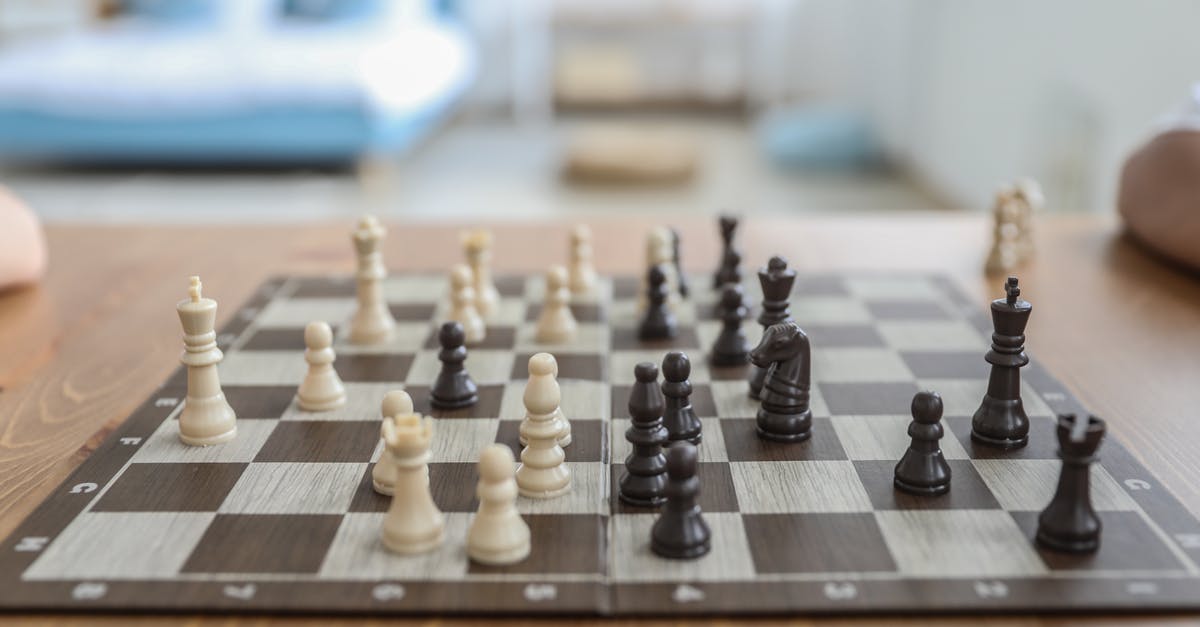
{"left": 1036, "top": 529, "right": 1100, "bottom": 554}
{"left": 381, "top": 526, "right": 445, "bottom": 555}
{"left": 469, "top": 542, "right": 531, "bottom": 566}
{"left": 756, "top": 409, "right": 812, "bottom": 443}
{"left": 970, "top": 430, "right": 1029, "bottom": 450}
{"left": 894, "top": 477, "right": 950, "bottom": 497}
{"left": 431, "top": 393, "right": 478, "bottom": 411}
{"left": 297, "top": 394, "right": 346, "bottom": 413}
{"left": 619, "top": 493, "right": 667, "bottom": 508}
{"left": 371, "top": 479, "right": 394, "bottom": 496}
{"left": 179, "top": 424, "right": 237, "bottom": 447}
{"left": 651, "top": 537, "right": 711, "bottom": 560}
{"left": 517, "top": 483, "right": 571, "bottom": 499}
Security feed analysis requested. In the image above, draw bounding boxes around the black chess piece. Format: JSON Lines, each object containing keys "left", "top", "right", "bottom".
{"left": 638, "top": 264, "right": 677, "bottom": 340}
{"left": 971, "top": 276, "right": 1032, "bottom": 449}
{"left": 713, "top": 215, "right": 740, "bottom": 289}
{"left": 748, "top": 320, "right": 812, "bottom": 442}
{"left": 710, "top": 283, "right": 750, "bottom": 367}
{"left": 651, "top": 442, "right": 711, "bottom": 559}
{"left": 661, "top": 351, "right": 702, "bottom": 445}
{"left": 430, "top": 321, "right": 478, "bottom": 410}
{"left": 748, "top": 256, "right": 796, "bottom": 399}
{"left": 670, "top": 227, "right": 689, "bottom": 299}
{"left": 619, "top": 362, "right": 669, "bottom": 507}
{"left": 1037, "top": 413, "right": 1105, "bottom": 553}
{"left": 894, "top": 391, "right": 952, "bottom": 496}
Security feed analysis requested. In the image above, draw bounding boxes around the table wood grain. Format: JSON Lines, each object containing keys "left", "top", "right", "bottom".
{"left": 2, "top": 212, "right": 1199, "bottom": 625}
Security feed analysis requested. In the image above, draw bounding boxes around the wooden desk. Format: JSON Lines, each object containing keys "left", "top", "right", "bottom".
{"left": 2, "top": 213, "right": 1199, "bottom": 626}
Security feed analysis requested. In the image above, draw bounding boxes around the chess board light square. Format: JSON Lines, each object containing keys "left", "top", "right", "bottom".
{"left": 220, "top": 351, "right": 305, "bottom": 386}
{"left": 813, "top": 348, "right": 916, "bottom": 383}
{"left": 256, "top": 298, "right": 355, "bottom": 329}
{"left": 730, "top": 461, "right": 872, "bottom": 513}
{"left": 320, "top": 512, "right": 470, "bottom": 580}
{"left": 217, "top": 462, "right": 367, "bottom": 514}
{"left": 709, "top": 380, "right": 831, "bottom": 420}
{"left": 279, "top": 383, "right": 396, "bottom": 422}
{"left": 336, "top": 322, "right": 430, "bottom": 355}
{"left": 874, "top": 510, "right": 1048, "bottom": 577}
{"left": 427, "top": 418, "right": 501, "bottom": 463}
{"left": 382, "top": 275, "right": 446, "bottom": 303}
{"left": 409, "top": 349, "right": 515, "bottom": 385}
{"left": 972, "top": 459, "right": 1138, "bottom": 512}
{"left": 132, "top": 418, "right": 278, "bottom": 464}
{"left": 844, "top": 276, "right": 943, "bottom": 300}
{"left": 608, "top": 300, "right": 698, "bottom": 327}
{"left": 790, "top": 297, "right": 872, "bottom": 325}
{"left": 919, "top": 378, "right": 1055, "bottom": 418}
{"left": 514, "top": 323, "right": 610, "bottom": 354}
{"left": 23, "top": 512, "right": 214, "bottom": 580}
{"left": 515, "top": 463, "right": 606, "bottom": 515}
{"left": 608, "top": 513, "right": 756, "bottom": 582}
{"left": 498, "top": 380, "right": 610, "bottom": 422}
{"left": 831, "top": 414, "right": 969, "bottom": 461}
{"left": 876, "top": 319, "right": 989, "bottom": 352}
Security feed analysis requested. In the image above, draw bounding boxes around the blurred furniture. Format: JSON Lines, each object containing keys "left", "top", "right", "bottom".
{"left": 0, "top": 0, "right": 475, "bottom": 163}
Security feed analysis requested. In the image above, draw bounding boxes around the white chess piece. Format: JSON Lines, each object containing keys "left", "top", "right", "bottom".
{"left": 516, "top": 358, "right": 571, "bottom": 499}
{"left": 568, "top": 224, "right": 598, "bottom": 297}
{"left": 467, "top": 444, "right": 531, "bottom": 565}
{"left": 176, "top": 276, "right": 237, "bottom": 446}
{"left": 348, "top": 215, "right": 396, "bottom": 345}
{"left": 372, "top": 389, "right": 413, "bottom": 495}
{"left": 296, "top": 321, "right": 347, "bottom": 411}
{"left": 447, "top": 264, "right": 486, "bottom": 345}
{"left": 535, "top": 265, "right": 577, "bottom": 343}
{"left": 985, "top": 187, "right": 1023, "bottom": 274}
{"left": 462, "top": 229, "right": 500, "bottom": 319}
{"left": 1013, "top": 177, "right": 1042, "bottom": 263}
{"left": 520, "top": 353, "right": 571, "bottom": 448}
{"left": 380, "top": 413, "right": 445, "bottom": 554}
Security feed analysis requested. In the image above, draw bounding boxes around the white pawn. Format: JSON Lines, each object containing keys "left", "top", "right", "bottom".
{"left": 568, "top": 224, "right": 597, "bottom": 297}
{"left": 448, "top": 264, "right": 486, "bottom": 345}
{"left": 520, "top": 353, "right": 571, "bottom": 447}
{"left": 467, "top": 444, "right": 531, "bottom": 565}
{"left": 535, "top": 265, "right": 577, "bottom": 344}
{"left": 371, "top": 389, "right": 413, "bottom": 495}
{"left": 516, "top": 355, "right": 571, "bottom": 499}
{"left": 381, "top": 413, "right": 445, "bottom": 554}
{"left": 462, "top": 229, "right": 500, "bottom": 320}
{"left": 296, "top": 321, "right": 347, "bottom": 411}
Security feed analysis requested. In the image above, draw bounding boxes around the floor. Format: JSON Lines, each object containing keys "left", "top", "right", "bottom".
{"left": 1, "top": 116, "right": 941, "bottom": 223}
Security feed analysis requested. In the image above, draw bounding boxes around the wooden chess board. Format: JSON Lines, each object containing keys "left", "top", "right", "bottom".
{"left": 2, "top": 272, "right": 1199, "bottom": 616}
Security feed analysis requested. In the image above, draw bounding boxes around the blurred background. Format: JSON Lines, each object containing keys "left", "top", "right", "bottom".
{"left": 0, "top": 0, "right": 1195, "bottom": 222}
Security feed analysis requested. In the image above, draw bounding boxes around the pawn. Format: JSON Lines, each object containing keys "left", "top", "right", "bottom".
{"left": 468, "top": 444, "right": 531, "bottom": 565}
{"left": 371, "top": 389, "right": 414, "bottom": 495}
{"left": 710, "top": 283, "right": 750, "bottom": 367}
{"left": 448, "top": 264, "right": 486, "bottom": 345}
{"left": 568, "top": 224, "right": 598, "bottom": 297}
{"left": 619, "top": 362, "right": 669, "bottom": 507}
{"left": 1037, "top": 414, "right": 1105, "bottom": 553}
{"left": 535, "top": 265, "right": 577, "bottom": 343}
{"left": 430, "top": 322, "right": 478, "bottom": 410}
{"left": 296, "top": 321, "right": 347, "bottom": 411}
{"left": 894, "top": 391, "right": 952, "bottom": 496}
{"left": 651, "top": 442, "right": 711, "bottom": 559}
{"left": 380, "top": 413, "right": 445, "bottom": 554}
{"left": 520, "top": 353, "right": 571, "bottom": 448}
{"left": 638, "top": 265, "right": 677, "bottom": 341}
{"left": 516, "top": 363, "right": 571, "bottom": 499}
{"left": 661, "top": 352, "right": 701, "bottom": 445}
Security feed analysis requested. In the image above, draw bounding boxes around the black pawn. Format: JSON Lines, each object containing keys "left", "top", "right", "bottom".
{"left": 638, "top": 264, "right": 677, "bottom": 341}
{"left": 894, "top": 391, "right": 952, "bottom": 496}
{"left": 1037, "top": 414, "right": 1105, "bottom": 553}
{"left": 972, "top": 276, "right": 1032, "bottom": 449}
{"left": 661, "top": 352, "right": 702, "bottom": 445}
{"left": 619, "top": 362, "right": 669, "bottom": 507}
{"left": 651, "top": 442, "right": 711, "bottom": 559}
{"left": 712, "top": 215, "right": 740, "bottom": 289}
{"left": 430, "top": 321, "right": 478, "bottom": 410}
{"left": 670, "top": 227, "right": 689, "bottom": 299}
{"left": 710, "top": 283, "right": 750, "bottom": 367}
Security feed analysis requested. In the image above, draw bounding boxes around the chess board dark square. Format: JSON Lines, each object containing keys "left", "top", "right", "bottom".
{"left": 291, "top": 278, "right": 356, "bottom": 298}
{"left": 509, "top": 353, "right": 604, "bottom": 382}
{"left": 820, "top": 382, "right": 921, "bottom": 415}
{"left": 609, "top": 384, "right": 717, "bottom": 420}
{"left": 468, "top": 514, "right": 603, "bottom": 575}
{"left": 612, "top": 277, "right": 640, "bottom": 299}
{"left": 524, "top": 303, "right": 605, "bottom": 323}
{"left": 406, "top": 384, "right": 506, "bottom": 419}
{"left": 720, "top": 417, "right": 846, "bottom": 462}
{"left": 240, "top": 328, "right": 306, "bottom": 351}
{"left": 742, "top": 513, "right": 897, "bottom": 573}
{"left": 335, "top": 354, "right": 414, "bottom": 382}
{"left": 493, "top": 275, "right": 527, "bottom": 297}
{"left": 1010, "top": 511, "right": 1185, "bottom": 571}
{"left": 221, "top": 386, "right": 297, "bottom": 419}
{"left": 610, "top": 326, "right": 700, "bottom": 351}
{"left": 899, "top": 351, "right": 989, "bottom": 379}
{"left": 389, "top": 303, "right": 437, "bottom": 321}
{"left": 610, "top": 462, "right": 737, "bottom": 513}
{"left": 864, "top": 300, "right": 951, "bottom": 320}
{"left": 853, "top": 460, "right": 1001, "bottom": 510}
{"left": 91, "top": 463, "right": 246, "bottom": 512}
{"left": 495, "top": 419, "right": 604, "bottom": 463}
{"left": 423, "top": 326, "right": 516, "bottom": 350}
{"left": 945, "top": 415, "right": 1060, "bottom": 460}
{"left": 254, "top": 421, "right": 379, "bottom": 463}
{"left": 349, "top": 464, "right": 391, "bottom": 513}
{"left": 182, "top": 514, "right": 343, "bottom": 574}
{"left": 806, "top": 324, "right": 887, "bottom": 348}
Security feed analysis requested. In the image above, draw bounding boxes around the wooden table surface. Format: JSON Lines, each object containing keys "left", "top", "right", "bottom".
{"left": 2, "top": 212, "right": 1199, "bottom": 626}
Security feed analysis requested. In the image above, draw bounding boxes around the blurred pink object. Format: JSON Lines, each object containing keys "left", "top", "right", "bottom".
{"left": 0, "top": 186, "right": 47, "bottom": 290}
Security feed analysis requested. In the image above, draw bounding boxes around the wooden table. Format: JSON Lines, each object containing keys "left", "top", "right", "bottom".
{"left": 2, "top": 212, "right": 1199, "bottom": 626}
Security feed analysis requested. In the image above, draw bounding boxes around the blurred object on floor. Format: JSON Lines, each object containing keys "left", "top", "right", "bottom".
{"left": 1118, "top": 85, "right": 1200, "bottom": 272}
{"left": 0, "top": 0, "right": 475, "bottom": 164}
{"left": 758, "top": 106, "right": 880, "bottom": 171}
{"left": 0, "top": 186, "right": 47, "bottom": 290}
{"left": 562, "top": 123, "right": 696, "bottom": 185}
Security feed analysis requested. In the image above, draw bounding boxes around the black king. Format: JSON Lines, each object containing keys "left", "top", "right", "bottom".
{"left": 971, "top": 276, "right": 1033, "bottom": 449}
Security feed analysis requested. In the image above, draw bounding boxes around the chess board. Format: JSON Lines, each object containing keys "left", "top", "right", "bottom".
{"left": 2, "top": 271, "right": 1200, "bottom": 616}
